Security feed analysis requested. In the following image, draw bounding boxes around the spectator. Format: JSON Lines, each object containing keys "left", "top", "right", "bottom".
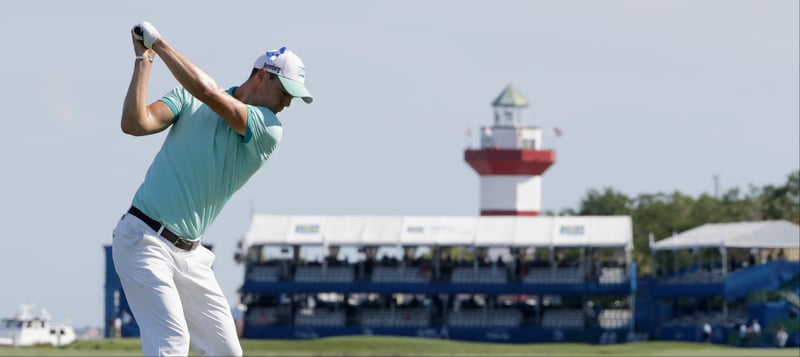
{"left": 776, "top": 323, "right": 788, "bottom": 348}
{"left": 702, "top": 322, "right": 712, "bottom": 343}
{"left": 231, "top": 303, "right": 245, "bottom": 337}
{"left": 121, "top": 310, "right": 132, "bottom": 325}
{"left": 738, "top": 324, "right": 748, "bottom": 346}
{"left": 751, "top": 319, "right": 761, "bottom": 346}
{"left": 495, "top": 256, "right": 505, "bottom": 268}
{"left": 751, "top": 319, "right": 761, "bottom": 335}
{"left": 112, "top": 317, "right": 122, "bottom": 339}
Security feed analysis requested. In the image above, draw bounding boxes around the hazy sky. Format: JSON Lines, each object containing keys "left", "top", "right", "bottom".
{"left": 0, "top": 0, "right": 797, "bottom": 328}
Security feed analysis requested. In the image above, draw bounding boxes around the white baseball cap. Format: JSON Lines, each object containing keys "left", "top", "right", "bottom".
{"left": 253, "top": 47, "right": 313, "bottom": 104}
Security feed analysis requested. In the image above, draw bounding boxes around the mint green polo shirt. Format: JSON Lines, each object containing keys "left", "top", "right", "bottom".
{"left": 131, "top": 86, "right": 282, "bottom": 239}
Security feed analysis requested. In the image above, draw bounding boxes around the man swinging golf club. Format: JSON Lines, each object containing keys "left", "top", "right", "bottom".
{"left": 113, "top": 20, "right": 312, "bottom": 356}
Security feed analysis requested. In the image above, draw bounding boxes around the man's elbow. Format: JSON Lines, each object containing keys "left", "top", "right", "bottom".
{"left": 120, "top": 120, "right": 146, "bottom": 136}
{"left": 191, "top": 75, "right": 222, "bottom": 105}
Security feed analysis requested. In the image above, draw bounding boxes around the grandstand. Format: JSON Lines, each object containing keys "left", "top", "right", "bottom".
{"left": 234, "top": 215, "right": 635, "bottom": 343}
{"left": 648, "top": 221, "right": 800, "bottom": 347}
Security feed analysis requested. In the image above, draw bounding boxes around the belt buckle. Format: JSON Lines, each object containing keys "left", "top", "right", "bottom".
{"left": 176, "top": 237, "right": 198, "bottom": 251}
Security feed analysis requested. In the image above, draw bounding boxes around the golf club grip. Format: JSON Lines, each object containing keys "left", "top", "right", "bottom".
{"left": 133, "top": 26, "right": 143, "bottom": 36}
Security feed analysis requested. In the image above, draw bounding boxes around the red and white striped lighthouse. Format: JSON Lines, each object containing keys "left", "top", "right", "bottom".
{"left": 465, "top": 85, "right": 556, "bottom": 216}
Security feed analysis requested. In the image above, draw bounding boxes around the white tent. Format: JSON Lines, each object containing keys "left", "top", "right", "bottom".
{"left": 241, "top": 215, "right": 633, "bottom": 252}
{"left": 650, "top": 220, "right": 800, "bottom": 251}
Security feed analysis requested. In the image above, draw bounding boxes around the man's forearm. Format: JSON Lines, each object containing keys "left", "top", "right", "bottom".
{"left": 151, "top": 39, "right": 221, "bottom": 104}
{"left": 121, "top": 58, "right": 154, "bottom": 135}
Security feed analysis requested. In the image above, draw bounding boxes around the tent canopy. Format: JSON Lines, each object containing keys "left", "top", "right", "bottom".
{"left": 650, "top": 220, "right": 800, "bottom": 251}
{"left": 242, "top": 215, "right": 632, "bottom": 252}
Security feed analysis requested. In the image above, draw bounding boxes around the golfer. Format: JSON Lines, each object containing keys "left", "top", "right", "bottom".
{"left": 113, "top": 21, "right": 312, "bottom": 356}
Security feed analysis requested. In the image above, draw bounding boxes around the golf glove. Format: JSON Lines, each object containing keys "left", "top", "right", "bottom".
{"left": 132, "top": 21, "right": 161, "bottom": 49}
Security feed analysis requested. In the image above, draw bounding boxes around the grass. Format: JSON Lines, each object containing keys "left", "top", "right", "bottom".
{"left": 0, "top": 337, "right": 798, "bottom": 356}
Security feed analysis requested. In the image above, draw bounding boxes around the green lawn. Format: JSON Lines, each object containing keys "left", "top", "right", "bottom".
{"left": 0, "top": 337, "right": 797, "bottom": 356}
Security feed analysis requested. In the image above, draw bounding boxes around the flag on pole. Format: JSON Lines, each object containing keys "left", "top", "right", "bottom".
{"left": 464, "top": 127, "right": 472, "bottom": 149}
{"left": 552, "top": 126, "right": 563, "bottom": 138}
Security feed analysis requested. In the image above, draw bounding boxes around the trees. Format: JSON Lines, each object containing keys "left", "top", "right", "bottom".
{"left": 758, "top": 171, "right": 800, "bottom": 222}
{"left": 567, "top": 170, "right": 799, "bottom": 275}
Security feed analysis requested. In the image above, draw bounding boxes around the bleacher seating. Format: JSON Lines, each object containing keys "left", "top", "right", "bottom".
{"left": 541, "top": 309, "right": 585, "bottom": 328}
{"left": 247, "top": 265, "right": 281, "bottom": 282}
{"left": 294, "top": 309, "right": 346, "bottom": 327}
{"left": 447, "top": 309, "right": 484, "bottom": 327}
{"left": 598, "top": 267, "right": 626, "bottom": 284}
{"left": 294, "top": 266, "right": 354, "bottom": 282}
{"left": 371, "top": 266, "right": 432, "bottom": 283}
{"left": 361, "top": 309, "right": 429, "bottom": 327}
{"left": 246, "top": 307, "right": 279, "bottom": 326}
{"left": 523, "top": 268, "right": 584, "bottom": 284}
{"left": 486, "top": 309, "right": 522, "bottom": 327}
{"left": 451, "top": 267, "right": 507, "bottom": 284}
{"left": 360, "top": 309, "right": 391, "bottom": 327}
{"left": 598, "top": 309, "right": 631, "bottom": 329}
{"left": 447, "top": 309, "right": 522, "bottom": 327}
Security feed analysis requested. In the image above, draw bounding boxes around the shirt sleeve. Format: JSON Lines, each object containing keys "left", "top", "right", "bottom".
{"left": 243, "top": 105, "right": 283, "bottom": 161}
{"left": 159, "top": 86, "right": 191, "bottom": 120}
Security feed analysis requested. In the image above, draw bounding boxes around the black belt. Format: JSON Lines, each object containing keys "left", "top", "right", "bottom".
{"left": 128, "top": 206, "right": 200, "bottom": 251}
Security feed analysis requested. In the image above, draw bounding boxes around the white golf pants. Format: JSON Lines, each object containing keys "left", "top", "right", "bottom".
{"left": 112, "top": 213, "right": 243, "bottom": 356}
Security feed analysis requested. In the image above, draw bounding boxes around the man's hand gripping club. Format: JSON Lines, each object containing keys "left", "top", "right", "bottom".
{"left": 132, "top": 21, "right": 161, "bottom": 49}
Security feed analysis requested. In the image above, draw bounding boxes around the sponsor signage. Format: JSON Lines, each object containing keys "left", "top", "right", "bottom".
{"left": 560, "top": 225, "right": 584, "bottom": 235}
{"left": 295, "top": 224, "right": 320, "bottom": 234}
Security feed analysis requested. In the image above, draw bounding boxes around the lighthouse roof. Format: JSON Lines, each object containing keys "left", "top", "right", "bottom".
{"left": 492, "top": 84, "right": 529, "bottom": 108}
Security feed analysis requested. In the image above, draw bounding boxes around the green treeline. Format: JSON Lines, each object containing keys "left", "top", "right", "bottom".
{"left": 549, "top": 170, "right": 799, "bottom": 275}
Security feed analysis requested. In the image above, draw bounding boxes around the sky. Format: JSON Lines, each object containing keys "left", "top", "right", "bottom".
{"left": 0, "top": 0, "right": 797, "bottom": 329}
